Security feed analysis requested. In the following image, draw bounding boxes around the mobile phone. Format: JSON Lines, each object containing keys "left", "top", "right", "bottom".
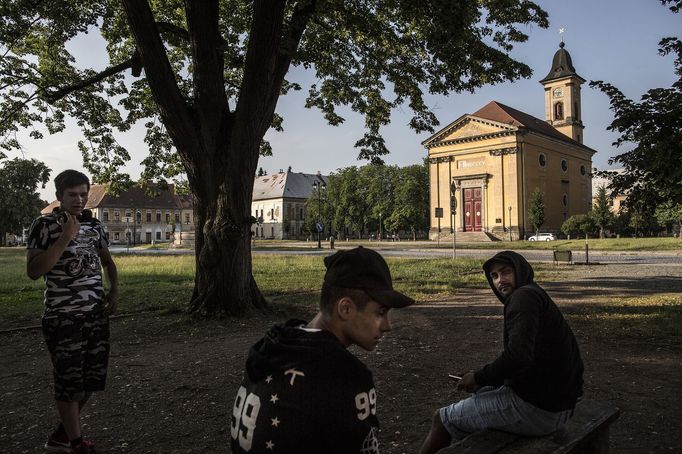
{"left": 448, "top": 374, "right": 462, "bottom": 381}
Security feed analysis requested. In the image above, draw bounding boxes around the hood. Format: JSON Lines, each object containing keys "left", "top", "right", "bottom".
{"left": 245, "top": 319, "right": 339, "bottom": 382}
{"left": 482, "top": 251, "right": 535, "bottom": 303}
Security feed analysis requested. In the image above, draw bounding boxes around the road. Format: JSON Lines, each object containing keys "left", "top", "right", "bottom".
{"left": 110, "top": 244, "right": 682, "bottom": 265}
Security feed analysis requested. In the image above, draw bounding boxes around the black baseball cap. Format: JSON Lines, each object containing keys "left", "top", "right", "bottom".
{"left": 323, "top": 246, "right": 415, "bottom": 308}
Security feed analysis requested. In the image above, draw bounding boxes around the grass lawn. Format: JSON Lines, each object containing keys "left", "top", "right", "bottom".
{"left": 2, "top": 248, "right": 680, "bottom": 340}
{"left": 253, "top": 236, "right": 682, "bottom": 251}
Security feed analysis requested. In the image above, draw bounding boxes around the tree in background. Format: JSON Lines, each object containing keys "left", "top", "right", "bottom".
{"left": 592, "top": 186, "right": 615, "bottom": 239}
{"left": 385, "top": 164, "right": 429, "bottom": 240}
{"left": 654, "top": 201, "right": 682, "bottom": 237}
{"left": 590, "top": 1, "right": 681, "bottom": 210}
{"left": 528, "top": 188, "right": 545, "bottom": 238}
{"left": 0, "top": 158, "right": 51, "bottom": 245}
{"left": 561, "top": 214, "right": 597, "bottom": 239}
{"left": 0, "top": 1, "right": 548, "bottom": 316}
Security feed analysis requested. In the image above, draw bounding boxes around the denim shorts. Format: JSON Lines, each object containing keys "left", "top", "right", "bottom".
{"left": 439, "top": 386, "right": 572, "bottom": 440}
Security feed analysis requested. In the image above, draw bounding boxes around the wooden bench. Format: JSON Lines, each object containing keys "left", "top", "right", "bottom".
{"left": 440, "top": 399, "right": 620, "bottom": 454}
{"left": 553, "top": 249, "right": 573, "bottom": 265}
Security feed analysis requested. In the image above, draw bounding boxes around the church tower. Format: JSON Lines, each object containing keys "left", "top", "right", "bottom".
{"left": 540, "top": 42, "right": 586, "bottom": 143}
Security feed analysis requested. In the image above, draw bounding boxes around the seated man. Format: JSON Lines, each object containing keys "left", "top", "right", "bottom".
{"left": 230, "top": 247, "right": 414, "bottom": 454}
{"left": 419, "top": 251, "right": 584, "bottom": 453}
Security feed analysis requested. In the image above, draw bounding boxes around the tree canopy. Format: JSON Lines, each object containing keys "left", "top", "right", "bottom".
{"left": 590, "top": 1, "right": 681, "bottom": 209}
{"left": 528, "top": 188, "right": 545, "bottom": 237}
{"left": 0, "top": 158, "right": 51, "bottom": 245}
{"left": 0, "top": 0, "right": 549, "bottom": 316}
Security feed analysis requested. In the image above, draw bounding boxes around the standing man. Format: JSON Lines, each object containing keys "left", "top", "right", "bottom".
{"left": 419, "top": 251, "right": 583, "bottom": 453}
{"left": 230, "top": 246, "right": 415, "bottom": 454}
{"left": 27, "top": 170, "right": 118, "bottom": 454}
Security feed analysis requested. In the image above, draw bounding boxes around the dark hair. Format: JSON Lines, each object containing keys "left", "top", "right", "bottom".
{"left": 55, "top": 170, "right": 90, "bottom": 198}
{"left": 320, "top": 285, "right": 371, "bottom": 315}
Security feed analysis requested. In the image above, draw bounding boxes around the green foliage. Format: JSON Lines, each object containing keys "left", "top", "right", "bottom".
{"left": 561, "top": 213, "right": 597, "bottom": 238}
{"left": 307, "top": 163, "right": 429, "bottom": 239}
{"left": 590, "top": 4, "right": 681, "bottom": 208}
{"left": 654, "top": 200, "right": 682, "bottom": 235}
{"left": 592, "top": 186, "right": 615, "bottom": 239}
{"left": 0, "top": 0, "right": 548, "bottom": 179}
{"left": 528, "top": 188, "right": 545, "bottom": 236}
{"left": 0, "top": 158, "right": 51, "bottom": 244}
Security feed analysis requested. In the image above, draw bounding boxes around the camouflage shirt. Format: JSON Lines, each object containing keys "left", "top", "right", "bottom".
{"left": 27, "top": 212, "right": 109, "bottom": 316}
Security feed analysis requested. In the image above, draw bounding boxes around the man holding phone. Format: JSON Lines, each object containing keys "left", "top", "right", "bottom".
{"left": 419, "top": 251, "right": 584, "bottom": 453}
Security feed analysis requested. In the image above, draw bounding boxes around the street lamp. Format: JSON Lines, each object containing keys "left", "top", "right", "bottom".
{"left": 508, "top": 206, "right": 513, "bottom": 242}
{"left": 313, "top": 180, "right": 326, "bottom": 249}
{"left": 450, "top": 181, "right": 457, "bottom": 259}
{"left": 379, "top": 212, "right": 382, "bottom": 241}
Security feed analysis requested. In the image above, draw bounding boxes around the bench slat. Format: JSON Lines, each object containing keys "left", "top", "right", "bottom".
{"left": 439, "top": 399, "right": 620, "bottom": 454}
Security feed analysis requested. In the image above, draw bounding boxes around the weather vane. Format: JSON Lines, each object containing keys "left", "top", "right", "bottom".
{"left": 559, "top": 27, "right": 565, "bottom": 43}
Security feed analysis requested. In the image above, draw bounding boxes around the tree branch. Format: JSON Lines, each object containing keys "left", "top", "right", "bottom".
{"left": 121, "top": 0, "right": 199, "bottom": 177}
{"left": 43, "top": 52, "right": 142, "bottom": 103}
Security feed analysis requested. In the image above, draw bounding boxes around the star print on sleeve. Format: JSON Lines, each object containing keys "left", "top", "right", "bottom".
{"left": 271, "top": 417, "right": 280, "bottom": 427}
{"left": 266, "top": 440, "right": 275, "bottom": 450}
{"left": 265, "top": 375, "right": 273, "bottom": 384}
{"left": 270, "top": 394, "right": 279, "bottom": 404}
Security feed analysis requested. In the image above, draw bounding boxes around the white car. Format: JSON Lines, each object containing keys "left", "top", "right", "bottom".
{"left": 528, "top": 233, "right": 556, "bottom": 241}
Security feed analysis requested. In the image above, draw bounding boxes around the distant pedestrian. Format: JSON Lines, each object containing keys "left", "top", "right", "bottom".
{"left": 419, "top": 251, "right": 583, "bottom": 453}
{"left": 26, "top": 170, "right": 118, "bottom": 454}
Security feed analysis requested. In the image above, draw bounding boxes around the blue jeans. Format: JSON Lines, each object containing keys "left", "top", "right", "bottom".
{"left": 439, "top": 386, "right": 572, "bottom": 440}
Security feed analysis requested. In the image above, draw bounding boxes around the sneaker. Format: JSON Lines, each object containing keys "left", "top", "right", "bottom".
{"left": 70, "top": 440, "right": 96, "bottom": 454}
{"left": 44, "top": 432, "right": 70, "bottom": 453}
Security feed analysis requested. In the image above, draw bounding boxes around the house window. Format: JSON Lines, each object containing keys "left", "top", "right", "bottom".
{"left": 125, "top": 209, "right": 131, "bottom": 218}
{"left": 156, "top": 211, "right": 162, "bottom": 222}
{"left": 136, "top": 211, "right": 142, "bottom": 223}
{"left": 185, "top": 213, "right": 191, "bottom": 224}
{"left": 538, "top": 153, "right": 546, "bottom": 168}
{"left": 103, "top": 211, "right": 109, "bottom": 222}
{"left": 146, "top": 211, "right": 152, "bottom": 222}
{"left": 156, "top": 231, "right": 161, "bottom": 240}
{"left": 114, "top": 232, "right": 120, "bottom": 241}
{"left": 580, "top": 165, "right": 586, "bottom": 176}
{"left": 174, "top": 212, "right": 180, "bottom": 223}
{"left": 554, "top": 102, "right": 564, "bottom": 120}
{"left": 561, "top": 159, "right": 568, "bottom": 172}
{"left": 166, "top": 213, "right": 170, "bottom": 224}
{"left": 299, "top": 208, "right": 304, "bottom": 220}
{"left": 562, "top": 194, "right": 568, "bottom": 207}
{"left": 165, "top": 231, "right": 171, "bottom": 240}
{"left": 114, "top": 210, "right": 120, "bottom": 222}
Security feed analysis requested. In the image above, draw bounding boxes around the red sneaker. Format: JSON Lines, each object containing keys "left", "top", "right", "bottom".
{"left": 70, "top": 440, "right": 96, "bottom": 454}
{"left": 44, "top": 431, "right": 70, "bottom": 453}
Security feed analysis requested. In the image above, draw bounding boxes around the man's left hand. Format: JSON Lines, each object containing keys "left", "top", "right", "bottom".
{"left": 104, "top": 289, "right": 118, "bottom": 316}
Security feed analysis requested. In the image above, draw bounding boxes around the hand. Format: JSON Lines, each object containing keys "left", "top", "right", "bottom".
{"left": 456, "top": 372, "right": 480, "bottom": 393}
{"left": 104, "top": 289, "right": 118, "bottom": 316}
{"left": 61, "top": 213, "right": 81, "bottom": 241}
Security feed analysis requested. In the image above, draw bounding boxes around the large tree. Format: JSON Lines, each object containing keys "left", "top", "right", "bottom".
{"left": 528, "top": 188, "right": 545, "bottom": 238}
{"left": 0, "top": 158, "right": 51, "bottom": 245}
{"left": 590, "top": 1, "right": 681, "bottom": 209}
{"left": 0, "top": 0, "right": 548, "bottom": 316}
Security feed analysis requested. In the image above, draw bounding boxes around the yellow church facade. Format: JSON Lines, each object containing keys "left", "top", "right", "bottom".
{"left": 424, "top": 43, "right": 597, "bottom": 240}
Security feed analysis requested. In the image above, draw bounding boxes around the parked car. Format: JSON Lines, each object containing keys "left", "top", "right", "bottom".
{"left": 528, "top": 233, "right": 556, "bottom": 241}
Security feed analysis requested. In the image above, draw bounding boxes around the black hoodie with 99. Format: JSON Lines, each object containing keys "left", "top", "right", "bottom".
{"left": 475, "top": 251, "right": 584, "bottom": 412}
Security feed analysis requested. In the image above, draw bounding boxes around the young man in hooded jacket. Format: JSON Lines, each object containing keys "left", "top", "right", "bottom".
{"left": 419, "top": 251, "right": 584, "bottom": 453}
{"left": 230, "top": 247, "right": 414, "bottom": 454}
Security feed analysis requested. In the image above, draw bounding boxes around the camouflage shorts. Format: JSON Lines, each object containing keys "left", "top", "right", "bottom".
{"left": 42, "top": 312, "right": 110, "bottom": 402}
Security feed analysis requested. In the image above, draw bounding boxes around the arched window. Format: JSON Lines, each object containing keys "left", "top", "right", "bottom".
{"left": 538, "top": 153, "right": 546, "bottom": 168}
{"left": 554, "top": 102, "right": 564, "bottom": 120}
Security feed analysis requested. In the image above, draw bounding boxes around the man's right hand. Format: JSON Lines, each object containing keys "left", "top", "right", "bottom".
{"left": 456, "top": 372, "right": 480, "bottom": 393}
{"left": 61, "top": 213, "right": 80, "bottom": 241}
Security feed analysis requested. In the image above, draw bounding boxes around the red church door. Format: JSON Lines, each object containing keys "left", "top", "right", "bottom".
{"left": 463, "top": 188, "right": 482, "bottom": 232}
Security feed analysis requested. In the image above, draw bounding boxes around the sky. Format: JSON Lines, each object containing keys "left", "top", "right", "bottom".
{"left": 8, "top": 0, "right": 680, "bottom": 201}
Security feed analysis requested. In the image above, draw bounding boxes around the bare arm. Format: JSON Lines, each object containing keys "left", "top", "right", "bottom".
{"left": 26, "top": 214, "right": 80, "bottom": 280}
{"left": 99, "top": 245, "right": 118, "bottom": 315}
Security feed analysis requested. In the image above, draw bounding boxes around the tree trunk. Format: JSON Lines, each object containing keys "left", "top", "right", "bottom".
{"left": 188, "top": 172, "right": 267, "bottom": 317}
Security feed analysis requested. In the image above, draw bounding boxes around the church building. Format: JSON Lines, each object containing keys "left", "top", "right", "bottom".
{"left": 423, "top": 43, "right": 597, "bottom": 240}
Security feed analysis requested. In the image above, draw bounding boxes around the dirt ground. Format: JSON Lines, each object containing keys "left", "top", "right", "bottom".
{"left": 1, "top": 263, "right": 681, "bottom": 453}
